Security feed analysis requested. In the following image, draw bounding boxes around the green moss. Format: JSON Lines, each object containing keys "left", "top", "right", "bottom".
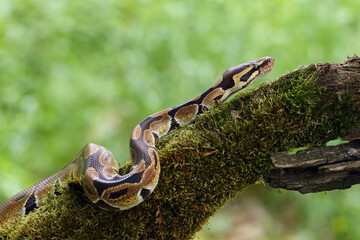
{"left": 1, "top": 64, "right": 359, "bottom": 239}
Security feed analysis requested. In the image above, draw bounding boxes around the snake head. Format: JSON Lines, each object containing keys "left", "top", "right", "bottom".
{"left": 220, "top": 57, "right": 275, "bottom": 91}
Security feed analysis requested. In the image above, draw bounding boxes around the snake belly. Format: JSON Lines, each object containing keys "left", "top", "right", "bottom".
{"left": 0, "top": 57, "right": 275, "bottom": 227}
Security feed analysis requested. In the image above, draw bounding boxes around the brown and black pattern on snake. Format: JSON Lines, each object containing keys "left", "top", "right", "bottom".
{"left": 0, "top": 57, "right": 274, "bottom": 227}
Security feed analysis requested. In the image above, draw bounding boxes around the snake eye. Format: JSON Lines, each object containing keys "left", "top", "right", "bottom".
{"left": 253, "top": 64, "right": 259, "bottom": 70}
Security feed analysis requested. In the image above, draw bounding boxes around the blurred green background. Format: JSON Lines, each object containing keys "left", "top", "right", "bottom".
{"left": 0, "top": 0, "right": 359, "bottom": 239}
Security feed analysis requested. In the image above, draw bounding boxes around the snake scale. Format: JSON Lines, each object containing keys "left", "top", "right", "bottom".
{"left": 0, "top": 57, "right": 274, "bottom": 227}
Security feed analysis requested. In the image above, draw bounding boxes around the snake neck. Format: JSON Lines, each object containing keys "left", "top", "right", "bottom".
{"left": 129, "top": 56, "right": 276, "bottom": 169}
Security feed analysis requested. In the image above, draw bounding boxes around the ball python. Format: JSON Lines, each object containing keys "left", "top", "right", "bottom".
{"left": 0, "top": 57, "right": 275, "bottom": 227}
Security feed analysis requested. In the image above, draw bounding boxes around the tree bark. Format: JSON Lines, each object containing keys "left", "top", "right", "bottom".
{"left": 264, "top": 139, "right": 360, "bottom": 193}
{"left": 1, "top": 56, "right": 359, "bottom": 240}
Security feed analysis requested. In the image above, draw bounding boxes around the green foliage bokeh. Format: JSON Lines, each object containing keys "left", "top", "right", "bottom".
{"left": 0, "top": 0, "right": 359, "bottom": 239}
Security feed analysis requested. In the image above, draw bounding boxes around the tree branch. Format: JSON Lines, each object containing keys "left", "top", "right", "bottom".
{"left": 264, "top": 55, "right": 360, "bottom": 194}
{"left": 264, "top": 139, "right": 360, "bottom": 193}
{"left": 1, "top": 56, "right": 359, "bottom": 239}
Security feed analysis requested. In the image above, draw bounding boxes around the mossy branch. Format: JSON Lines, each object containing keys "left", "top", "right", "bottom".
{"left": 1, "top": 56, "right": 360, "bottom": 239}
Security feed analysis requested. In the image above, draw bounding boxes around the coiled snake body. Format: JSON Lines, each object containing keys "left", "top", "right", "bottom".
{"left": 0, "top": 57, "right": 274, "bottom": 226}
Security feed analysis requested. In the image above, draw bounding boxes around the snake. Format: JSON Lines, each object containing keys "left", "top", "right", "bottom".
{"left": 0, "top": 57, "right": 274, "bottom": 227}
